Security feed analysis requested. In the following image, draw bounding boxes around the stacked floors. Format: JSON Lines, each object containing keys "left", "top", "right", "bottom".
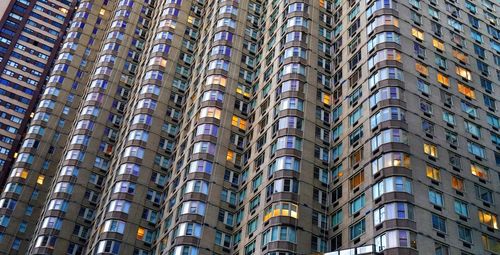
{"left": 0, "top": 0, "right": 499, "bottom": 254}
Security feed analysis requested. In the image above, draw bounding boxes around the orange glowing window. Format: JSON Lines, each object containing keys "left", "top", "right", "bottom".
{"left": 437, "top": 73, "right": 449, "bottom": 86}
{"left": 458, "top": 83, "right": 475, "bottom": 99}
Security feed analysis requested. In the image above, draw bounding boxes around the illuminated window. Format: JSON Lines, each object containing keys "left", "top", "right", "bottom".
{"left": 471, "top": 164, "right": 487, "bottom": 179}
{"left": 452, "top": 49, "right": 468, "bottom": 63}
{"left": 148, "top": 57, "right": 167, "bottom": 67}
{"left": 37, "top": 175, "right": 45, "bottom": 185}
{"left": 322, "top": 93, "right": 331, "bottom": 105}
{"left": 350, "top": 147, "right": 363, "bottom": 166}
{"left": 350, "top": 171, "right": 364, "bottom": 189}
{"left": 11, "top": 168, "right": 28, "bottom": 179}
{"left": 432, "top": 38, "right": 444, "bottom": 51}
{"left": 263, "top": 202, "right": 298, "bottom": 222}
{"left": 199, "top": 107, "right": 221, "bottom": 119}
{"left": 482, "top": 234, "right": 500, "bottom": 253}
{"left": 415, "top": 62, "right": 428, "bottom": 76}
{"left": 458, "top": 83, "right": 475, "bottom": 99}
{"left": 231, "top": 116, "right": 247, "bottom": 129}
{"left": 411, "top": 28, "right": 424, "bottom": 40}
{"left": 226, "top": 150, "right": 234, "bottom": 162}
{"left": 437, "top": 73, "right": 449, "bottom": 86}
{"left": 478, "top": 210, "right": 498, "bottom": 229}
{"left": 137, "top": 227, "right": 145, "bottom": 239}
{"left": 451, "top": 176, "right": 464, "bottom": 191}
{"left": 426, "top": 165, "right": 440, "bottom": 181}
{"left": 236, "top": 85, "right": 250, "bottom": 97}
{"left": 206, "top": 75, "right": 227, "bottom": 87}
{"left": 456, "top": 66, "right": 472, "bottom": 80}
{"left": 423, "top": 143, "right": 438, "bottom": 157}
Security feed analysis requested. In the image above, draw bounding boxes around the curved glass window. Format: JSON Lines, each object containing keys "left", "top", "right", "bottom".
{"left": 367, "top": 0, "right": 395, "bottom": 17}
{"left": 367, "top": 15, "right": 399, "bottom": 34}
{"left": 371, "top": 129, "right": 408, "bottom": 151}
{"left": 370, "top": 107, "right": 405, "bottom": 129}
{"left": 373, "top": 202, "right": 414, "bottom": 225}
{"left": 268, "top": 156, "right": 300, "bottom": 175}
{"left": 102, "top": 220, "right": 126, "bottom": 234}
{"left": 369, "top": 87, "right": 401, "bottom": 108}
{"left": 371, "top": 152, "right": 410, "bottom": 174}
{"left": 170, "top": 246, "right": 199, "bottom": 255}
{"left": 367, "top": 32, "right": 400, "bottom": 52}
{"left": 192, "top": 141, "right": 216, "bottom": 155}
{"left": 262, "top": 226, "right": 297, "bottom": 245}
{"left": 188, "top": 160, "right": 213, "bottom": 174}
{"left": 375, "top": 230, "right": 417, "bottom": 251}
{"left": 373, "top": 176, "right": 412, "bottom": 198}
{"left": 201, "top": 90, "right": 224, "bottom": 103}
{"left": 368, "top": 67, "right": 403, "bottom": 89}
{"left": 183, "top": 180, "right": 209, "bottom": 195}
{"left": 263, "top": 202, "right": 298, "bottom": 222}
{"left": 173, "top": 222, "right": 203, "bottom": 238}
{"left": 274, "top": 97, "right": 304, "bottom": 114}
{"left": 179, "top": 201, "right": 206, "bottom": 216}
{"left": 195, "top": 124, "right": 218, "bottom": 137}
{"left": 368, "top": 49, "right": 401, "bottom": 70}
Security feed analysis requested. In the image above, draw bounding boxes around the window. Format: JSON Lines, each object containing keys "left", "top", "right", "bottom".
{"left": 349, "top": 106, "right": 362, "bottom": 125}
{"left": 467, "top": 141, "right": 485, "bottom": 158}
{"left": 458, "top": 84, "right": 475, "bottom": 98}
{"left": 453, "top": 49, "right": 469, "bottom": 63}
{"left": 461, "top": 101, "right": 478, "bottom": 117}
{"left": 426, "top": 165, "right": 440, "bottom": 181}
{"left": 456, "top": 66, "right": 472, "bottom": 80}
{"left": 424, "top": 143, "right": 438, "bottom": 157}
{"left": 437, "top": 73, "right": 449, "bottom": 87}
{"left": 442, "top": 111, "right": 455, "bottom": 125}
{"left": 432, "top": 38, "right": 444, "bottom": 51}
{"left": 476, "top": 185, "right": 493, "bottom": 204}
{"left": 331, "top": 210, "right": 343, "bottom": 227}
{"left": 350, "top": 171, "right": 364, "bottom": 190}
{"left": 487, "top": 114, "right": 500, "bottom": 129}
{"left": 483, "top": 234, "right": 500, "bottom": 253}
{"left": 454, "top": 200, "right": 468, "bottom": 217}
{"left": 261, "top": 226, "right": 296, "bottom": 245}
{"left": 464, "top": 121, "right": 481, "bottom": 138}
{"left": 478, "top": 210, "right": 498, "bottom": 229}
{"left": 420, "top": 100, "right": 432, "bottom": 114}
{"left": 263, "top": 202, "right": 298, "bottom": 222}
{"left": 411, "top": 27, "right": 424, "bottom": 40}
{"left": 432, "top": 213, "right": 446, "bottom": 232}
{"left": 371, "top": 152, "right": 411, "bottom": 174}
{"left": 375, "top": 230, "right": 417, "bottom": 251}
{"left": 373, "top": 202, "right": 414, "bottom": 225}
{"left": 417, "top": 79, "right": 430, "bottom": 94}
{"left": 429, "top": 189, "right": 444, "bottom": 206}
{"left": 451, "top": 176, "right": 464, "bottom": 191}
{"left": 415, "top": 62, "right": 429, "bottom": 76}
{"left": 372, "top": 176, "right": 412, "bottom": 198}
{"left": 350, "top": 194, "right": 366, "bottom": 214}
{"left": 471, "top": 163, "right": 488, "bottom": 179}
{"left": 458, "top": 225, "right": 472, "bottom": 243}
{"left": 350, "top": 219, "right": 366, "bottom": 239}
{"left": 484, "top": 95, "right": 496, "bottom": 110}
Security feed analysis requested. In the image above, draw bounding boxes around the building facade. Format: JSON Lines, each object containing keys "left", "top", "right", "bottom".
{"left": 0, "top": 0, "right": 499, "bottom": 254}
{"left": 0, "top": 0, "right": 77, "bottom": 187}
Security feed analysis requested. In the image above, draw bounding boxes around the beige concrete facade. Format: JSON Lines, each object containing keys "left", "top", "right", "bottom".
{"left": 0, "top": 0, "right": 498, "bottom": 254}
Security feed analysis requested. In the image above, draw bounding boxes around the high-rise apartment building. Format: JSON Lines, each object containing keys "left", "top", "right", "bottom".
{"left": 0, "top": 0, "right": 76, "bottom": 187}
{"left": 0, "top": 0, "right": 499, "bottom": 254}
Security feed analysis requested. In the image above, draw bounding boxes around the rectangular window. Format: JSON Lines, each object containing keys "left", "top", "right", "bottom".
{"left": 350, "top": 219, "right": 366, "bottom": 239}
{"left": 432, "top": 213, "right": 446, "bottom": 232}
